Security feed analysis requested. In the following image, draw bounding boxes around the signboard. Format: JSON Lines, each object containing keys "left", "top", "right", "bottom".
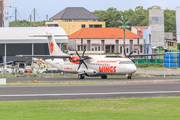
{"left": 133, "top": 45, "right": 139, "bottom": 51}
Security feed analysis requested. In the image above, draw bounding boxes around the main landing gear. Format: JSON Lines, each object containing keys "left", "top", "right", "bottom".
{"left": 101, "top": 75, "right": 107, "bottom": 79}
{"left": 78, "top": 74, "right": 84, "bottom": 79}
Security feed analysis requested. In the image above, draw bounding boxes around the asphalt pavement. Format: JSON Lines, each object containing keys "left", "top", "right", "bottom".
{"left": 0, "top": 82, "right": 180, "bottom": 101}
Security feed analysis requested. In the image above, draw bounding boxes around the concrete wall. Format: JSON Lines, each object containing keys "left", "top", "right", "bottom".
{"left": 143, "top": 28, "right": 152, "bottom": 58}
{"left": 53, "top": 20, "right": 106, "bottom": 35}
{"left": 3, "top": 0, "right": 9, "bottom": 27}
{"left": 0, "top": 0, "right": 2, "bottom": 27}
{"left": 176, "top": 7, "right": 180, "bottom": 44}
{"left": 131, "top": 27, "right": 138, "bottom": 35}
{"left": 149, "top": 9, "right": 164, "bottom": 47}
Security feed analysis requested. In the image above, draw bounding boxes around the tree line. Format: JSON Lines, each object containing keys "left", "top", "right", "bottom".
{"left": 9, "top": 20, "right": 52, "bottom": 27}
{"left": 93, "top": 6, "right": 176, "bottom": 33}
{"left": 9, "top": 5, "right": 176, "bottom": 33}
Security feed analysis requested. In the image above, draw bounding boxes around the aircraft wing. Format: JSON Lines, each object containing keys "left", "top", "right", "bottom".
{"left": 16, "top": 55, "right": 72, "bottom": 59}
{"left": 106, "top": 53, "right": 166, "bottom": 58}
{"left": 16, "top": 55, "right": 91, "bottom": 59}
{"left": 129, "top": 53, "right": 166, "bottom": 57}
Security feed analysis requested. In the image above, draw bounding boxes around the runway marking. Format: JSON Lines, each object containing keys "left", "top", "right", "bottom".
{"left": 1, "top": 91, "right": 180, "bottom": 97}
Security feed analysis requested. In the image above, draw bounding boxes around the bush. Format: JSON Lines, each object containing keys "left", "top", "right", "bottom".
{"left": 135, "top": 63, "right": 163, "bottom": 68}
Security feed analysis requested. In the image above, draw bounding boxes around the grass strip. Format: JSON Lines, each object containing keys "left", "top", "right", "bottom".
{"left": 0, "top": 97, "right": 180, "bottom": 120}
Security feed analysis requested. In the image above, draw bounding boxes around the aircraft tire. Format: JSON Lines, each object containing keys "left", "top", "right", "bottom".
{"left": 127, "top": 76, "right": 131, "bottom": 79}
{"left": 78, "top": 74, "right": 84, "bottom": 79}
{"left": 101, "top": 75, "right": 107, "bottom": 79}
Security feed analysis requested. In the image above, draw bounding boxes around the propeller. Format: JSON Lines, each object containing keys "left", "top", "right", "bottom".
{"left": 73, "top": 49, "right": 90, "bottom": 71}
{"left": 123, "top": 46, "right": 135, "bottom": 63}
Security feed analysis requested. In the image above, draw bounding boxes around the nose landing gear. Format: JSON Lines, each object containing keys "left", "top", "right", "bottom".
{"left": 126, "top": 74, "right": 132, "bottom": 79}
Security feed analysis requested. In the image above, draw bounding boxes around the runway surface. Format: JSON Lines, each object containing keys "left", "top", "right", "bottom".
{"left": 6, "top": 77, "right": 180, "bottom": 83}
{"left": 1, "top": 82, "right": 180, "bottom": 101}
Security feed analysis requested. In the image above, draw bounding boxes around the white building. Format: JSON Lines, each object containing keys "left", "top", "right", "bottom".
{"left": 68, "top": 28, "right": 144, "bottom": 55}
{"left": 0, "top": 27, "right": 68, "bottom": 63}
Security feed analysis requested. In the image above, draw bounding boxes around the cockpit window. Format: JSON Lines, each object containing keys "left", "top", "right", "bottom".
{"left": 119, "top": 61, "right": 133, "bottom": 64}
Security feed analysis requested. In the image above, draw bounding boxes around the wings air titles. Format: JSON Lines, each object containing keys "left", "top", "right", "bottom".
{"left": 97, "top": 59, "right": 120, "bottom": 73}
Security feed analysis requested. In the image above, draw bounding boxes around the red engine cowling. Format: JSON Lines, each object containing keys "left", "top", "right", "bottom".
{"left": 117, "top": 55, "right": 126, "bottom": 58}
{"left": 69, "top": 55, "right": 80, "bottom": 64}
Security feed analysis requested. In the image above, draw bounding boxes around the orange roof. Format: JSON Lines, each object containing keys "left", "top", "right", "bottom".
{"left": 133, "top": 26, "right": 148, "bottom": 32}
{"left": 69, "top": 28, "right": 141, "bottom": 39}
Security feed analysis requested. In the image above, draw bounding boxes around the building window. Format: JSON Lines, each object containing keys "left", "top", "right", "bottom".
{"left": 127, "top": 48, "right": 128, "bottom": 53}
{"left": 98, "top": 46, "right": 100, "bottom": 51}
{"left": 140, "top": 45, "right": 142, "bottom": 53}
{"left": 84, "top": 46, "right": 86, "bottom": 50}
{"left": 81, "top": 39, "right": 83, "bottom": 44}
{"left": 81, "top": 24, "right": 85, "bottom": 28}
{"left": 92, "top": 48, "right": 94, "bottom": 51}
{"left": 137, "top": 38, "right": 139, "bottom": 44}
{"left": 120, "top": 46, "right": 122, "bottom": 53}
{"left": 78, "top": 46, "right": 80, "bottom": 51}
{"left": 89, "top": 24, "right": 93, "bottom": 28}
{"left": 95, "top": 47, "right": 97, "bottom": 51}
{"left": 94, "top": 25, "right": 102, "bottom": 28}
{"left": 63, "top": 45, "right": 66, "bottom": 51}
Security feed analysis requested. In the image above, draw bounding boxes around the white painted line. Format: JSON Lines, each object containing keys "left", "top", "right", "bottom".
{"left": 0, "top": 91, "right": 180, "bottom": 97}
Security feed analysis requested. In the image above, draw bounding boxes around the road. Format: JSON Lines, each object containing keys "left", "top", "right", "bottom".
{"left": 0, "top": 82, "right": 180, "bottom": 101}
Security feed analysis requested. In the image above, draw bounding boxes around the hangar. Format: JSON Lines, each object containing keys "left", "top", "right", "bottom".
{"left": 0, "top": 27, "right": 68, "bottom": 64}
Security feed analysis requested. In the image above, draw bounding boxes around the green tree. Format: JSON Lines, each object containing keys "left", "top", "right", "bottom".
{"left": 164, "top": 9, "right": 176, "bottom": 33}
{"left": 9, "top": 20, "right": 51, "bottom": 27}
{"left": 128, "top": 6, "right": 148, "bottom": 26}
{"left": 93, "top": 7, "right": 123, "bottom": 27}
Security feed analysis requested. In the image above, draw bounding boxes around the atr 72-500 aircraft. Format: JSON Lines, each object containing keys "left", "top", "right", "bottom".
{"left": 17, "top": 32, "right": 165, "bottom": 79}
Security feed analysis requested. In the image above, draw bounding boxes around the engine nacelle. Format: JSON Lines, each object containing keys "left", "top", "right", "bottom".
{"left": 84, "top": 69, "right": 98, "bottom": 76}
{"left": 69, "top": 55, "right": 80, "bottom": 64}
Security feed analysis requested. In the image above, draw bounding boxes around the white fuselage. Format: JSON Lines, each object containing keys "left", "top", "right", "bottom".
{"left": 45, "top": 55, "right": 137, "bottom": 76}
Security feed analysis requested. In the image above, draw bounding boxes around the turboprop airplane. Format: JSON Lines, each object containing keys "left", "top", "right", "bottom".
{"left": 16, "top": 32, "right": 165, "bottom": 79}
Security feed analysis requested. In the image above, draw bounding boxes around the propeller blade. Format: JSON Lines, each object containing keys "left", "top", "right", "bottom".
{"left": 75, "top": 49, "right": 81, "bottom": 58}
{"left": 82, "top": 48, "right": 86, "bottom": 56}
{"left": 73, "top": 60, "right": 80, "bottom": 62}
{"left": 82, "top": 61, "right": 88, "bottom": 70}
{"left": 128, "top": 51, "right": 134, "bottom": 58}
{"left": 131, "top": 59, "right": 135, "bottom": 63}
{"left": 77, "top": 61, "right": 83, "bottom": 71}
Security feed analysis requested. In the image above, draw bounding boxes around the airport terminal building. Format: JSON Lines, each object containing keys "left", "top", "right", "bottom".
{"left": 0, "top": 27, "right": 68, "bottom": 63}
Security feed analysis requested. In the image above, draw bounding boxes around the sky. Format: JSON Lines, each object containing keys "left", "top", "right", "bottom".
{"left": 8, "top": 0, "right": 180, "bottom": 21}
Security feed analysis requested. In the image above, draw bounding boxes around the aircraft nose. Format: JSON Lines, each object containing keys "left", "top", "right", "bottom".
{"left": 130, "top": 65, "right": 137, "bottom": 73}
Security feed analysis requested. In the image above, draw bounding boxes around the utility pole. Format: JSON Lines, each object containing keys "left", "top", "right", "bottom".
{"left": 34, "top": 8, "right": 35, "bottom": 26}
{"left": 15, "top": 7, "right": 17, "bottom": 27}
{"left": 30, "top": 15, "right": 32, "bottom": 27}
{"left": 46, "top": 14, "right": 48, "bottom": 21}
